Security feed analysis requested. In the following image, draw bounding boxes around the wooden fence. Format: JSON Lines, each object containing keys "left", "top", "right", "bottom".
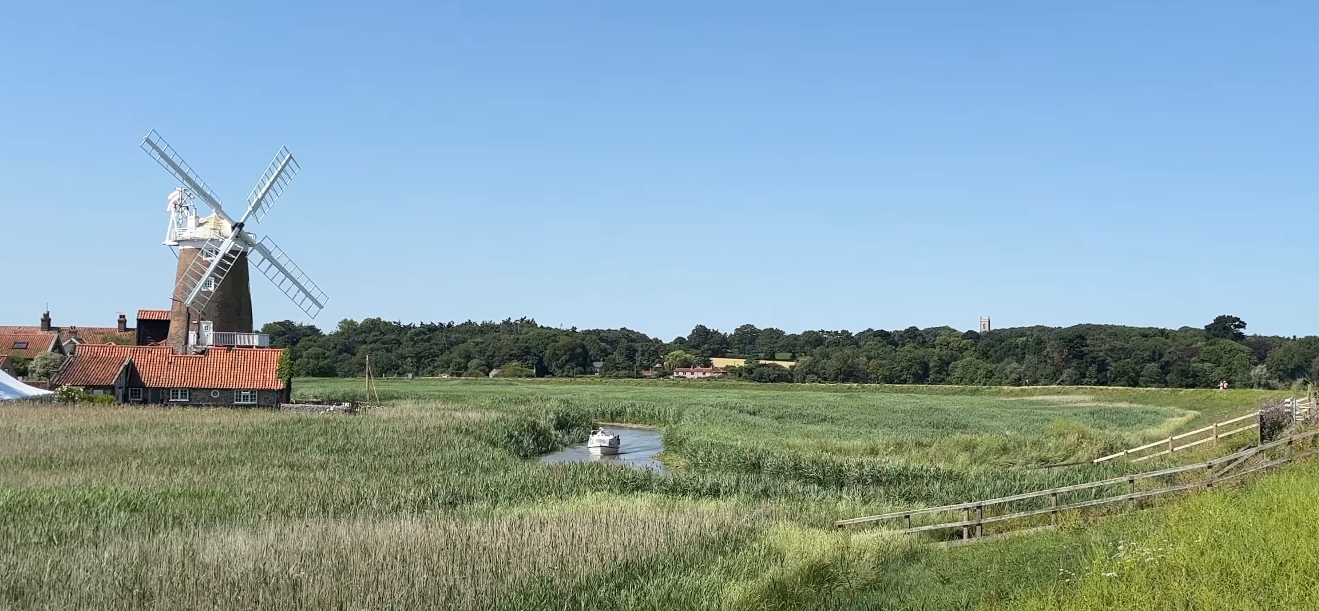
{"left": 1093, "top": 396, "right": 1315, "bottom": 465}
{"left": 1092, "top": 412, "right": 1260, "bottom": 464}
{"left": 836, "top": 428, "right": 1319, "bottom": 543}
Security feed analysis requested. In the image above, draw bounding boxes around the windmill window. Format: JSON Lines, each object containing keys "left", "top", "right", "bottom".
{"left": 202, "top": 247, "right": 220, "bottom": 260}
{"left": 169, "top": 389, "right": 189, "bottom": 402}
{"left": 202, "top": 277, "right": 217, "bottom": 291}
{"left": 11, "top": 342, "right": 28, "bottom": 350}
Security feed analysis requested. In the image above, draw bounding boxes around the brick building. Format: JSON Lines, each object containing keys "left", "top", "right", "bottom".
{"left": 135, "top": 309, "right": 171, "bottom": 345}
{"left": 51, "top": 344, "right": 289, "bottom": 405}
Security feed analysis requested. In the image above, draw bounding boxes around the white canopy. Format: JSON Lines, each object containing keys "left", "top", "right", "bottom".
{"left": 0, "top": 369, "right": 54, "bottom": 401}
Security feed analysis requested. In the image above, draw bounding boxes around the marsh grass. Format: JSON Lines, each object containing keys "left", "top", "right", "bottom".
{"left": 1, "top": 498, "right": 748, "bottom": 610}
{"left": 0, "top": 381, "right": 1283, "bottom": 609}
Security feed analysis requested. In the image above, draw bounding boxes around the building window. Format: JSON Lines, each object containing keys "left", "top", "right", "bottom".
{"left": 234, "top": 390, "right": 257, "bottom": 404}
{"left": 169, "top": 389, "right": 189, "bottom": 402}
{"left": 128, "top": 388, "right": 143, "bottom": 401}
{"left": 91, "top": 389, "right": 104, "bottom": 396}
{"left": 11, "top": 342, "right": 28, "bottom": 350}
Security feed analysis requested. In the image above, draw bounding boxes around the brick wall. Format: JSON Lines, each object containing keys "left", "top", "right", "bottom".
{"left": 155, "top": 388, "right": 282, "bottom": 407}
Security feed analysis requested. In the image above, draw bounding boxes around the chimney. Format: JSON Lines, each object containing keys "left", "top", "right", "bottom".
{"left": 117, "top": 314, "right": 128, "bottom": 333}
{"left": 40, "top": 311, "right": 51, "bottom": 332}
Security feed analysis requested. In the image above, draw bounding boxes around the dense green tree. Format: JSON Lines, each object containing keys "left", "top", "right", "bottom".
{"left": 6, "top": 354, "right": 30, "bottom": 378}
{"left": 464, "top": 359, "right": 488, "bottom": 378}
{"left": 261, "top": 321, "right": 324, "bottom": 349}
{"left": 27, "top": 352, "right": 62, "bottom": 381}
{"left": 598, "top": 352, "right": 637, "bottom": 378}
{"left": 1199, "top": 339, "right": 1253, "bottom": 386}
{"left": 684, "top": 325, "right": 729, "bottom": 358}
{"left": 729, "top": 324, "right": 760, "bottom": 357}
{"left": 1139, "top": 363, "right": 1165, "bottom": 387}
{"left": 754, "top": 328, "right": 787, "bottom": 358}
{"left": 949, "top": 356, "right": 993, "bottom": 385}
{"left": 663, "top": 350, "right": 698, "bottom": 371}
{"left": 1204, "top": 315, "right": 1247, "bottom": 342}
{"left": 545, "top": 337, "right": 590, "bottom": 377}
{"left": 269, "top": 315, "right": 1312, "bottom": 390}
{"left": 1249, "top": 364, "right": 1278, "bottom": 389}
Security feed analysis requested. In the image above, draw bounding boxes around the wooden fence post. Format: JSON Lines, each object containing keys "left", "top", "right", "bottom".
{"left": 976, "top": 505, "right": 984, "bottom": 539}
{"left": 1167, "top": 436, "right": 1174, "bottom": 454}
{"left": 904, "top": 514, "right": 912, "bottom": 530}
{"left": 1213, "top": 422, "right": 1219, "bottom": 445}
{"left": 962, "top": 509, "right": 970, "bottom": 541}
{"left": 1205, "top": 461, "right": 1214, "bottom": 489}
{"left": 1050, "top": 492, "right": 1059, "bottom": 526}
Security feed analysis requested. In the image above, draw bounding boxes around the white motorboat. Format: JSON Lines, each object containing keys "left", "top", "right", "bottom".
{"left": 588, "top": 428, "right": 621, "bottom": 455}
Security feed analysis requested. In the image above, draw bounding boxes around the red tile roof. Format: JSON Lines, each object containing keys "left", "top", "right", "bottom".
{"left": 137, "top": 309, "right": 170, "bottom": 321}
{"left": 59, "top": 327, "right": 134, "bottom": 344}
{"left": 0, "top": 326, "right": 42, "bottom": 334}
{"left": 0, "top": 355, "right": 9, "bottom": 371}
{"left": 0, "top": 332, "right": 59, "bottom": 359}
{"left": 53, "top": 344, "right": 285, "bottom": 390}
{"left": 50, "top": 344, "right": 146, "bottom": 387}
{"left": 143, "top": 347, "right": 285, "bottom": 390}
{"left": 0, "top": 325, "right": 134, "bottom": 343}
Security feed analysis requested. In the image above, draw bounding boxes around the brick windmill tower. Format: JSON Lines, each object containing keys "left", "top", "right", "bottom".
{"left": 141, "top": 131, "right": 328, "bottom": 353}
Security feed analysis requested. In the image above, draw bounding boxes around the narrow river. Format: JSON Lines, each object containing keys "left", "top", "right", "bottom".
{"left": 539, "top": 424, "right": 666, "bottom": 473}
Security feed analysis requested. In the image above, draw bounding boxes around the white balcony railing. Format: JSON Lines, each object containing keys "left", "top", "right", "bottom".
{"left": 204, "top": 332, "right": 271, "bottom": 348}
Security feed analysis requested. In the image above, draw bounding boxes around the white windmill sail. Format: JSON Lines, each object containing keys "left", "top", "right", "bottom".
{"left": 141, "top": 131, "right": 230, "bottom": 221}
{"left": 247, "top": 236, "right": 328, "bottom": 318}
{"left": 245, "top": 147, "right": 299, "bottom": 223}
{"left": 141, "top": 130, "right": 329, "bottom": 319}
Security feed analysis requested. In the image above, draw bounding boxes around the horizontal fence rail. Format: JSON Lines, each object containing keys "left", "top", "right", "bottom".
{"left": 1093, "top": 412, "right": 1261, "bottom": 464}
{"left": 1094, "top": 397, "right": 1315, "bottom": 464}
{"left": 837, "top": 428, "right": 1319, "bottom": 543}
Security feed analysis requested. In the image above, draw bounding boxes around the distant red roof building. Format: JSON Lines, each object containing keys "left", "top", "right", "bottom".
{"left": 672, "top": 366, "right": 725, "bottom": 380}
{"left": 0, "top": 311, "right": 135, "bottom": 354}
{"left": 52, "top": 344, "right": 157, "bottom": 388}
{"left": 0, "top": 332, "right": 61, "bottom": 359}
{"left": 52, "top": 344, "right": 288, "bottom": 405}
{"left": 136, "top": 309, "right": 170, "bottom": 321}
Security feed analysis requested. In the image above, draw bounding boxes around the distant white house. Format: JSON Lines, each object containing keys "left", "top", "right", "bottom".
{"left": 672, "top": 367, "right": 725, "bottom": 380}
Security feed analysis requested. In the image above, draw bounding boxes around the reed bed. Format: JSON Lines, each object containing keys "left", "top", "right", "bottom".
{"left": 0, "top": 380, "right": 1279, "bottom": 609}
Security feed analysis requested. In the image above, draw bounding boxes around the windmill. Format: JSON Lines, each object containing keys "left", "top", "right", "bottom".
{"left": 140, "top": 130, "right": 328, "bottom": 353}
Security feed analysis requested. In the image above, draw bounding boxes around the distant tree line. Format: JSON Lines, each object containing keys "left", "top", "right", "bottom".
{"left": 262, "top": 314, "right": 1319, "bottom": 389}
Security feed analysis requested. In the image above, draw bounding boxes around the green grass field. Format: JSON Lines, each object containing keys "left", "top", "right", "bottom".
{"left": 0, "top": 379, "right": 1297, "bottom": 609}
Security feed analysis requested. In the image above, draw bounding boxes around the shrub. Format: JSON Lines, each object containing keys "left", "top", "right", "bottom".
{"left": 1259, "top": 399, "right": 1292, "bottom": 442}
{"left": 495, "top": 362, "right": 534, "bottom": 378}
{"left": 54, "top": 385, "right": 115, "bottom": 404}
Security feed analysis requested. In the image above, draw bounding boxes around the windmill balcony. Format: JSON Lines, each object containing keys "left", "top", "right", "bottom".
{"left": 202, "top": 331, "right": 271, "bottom": 348}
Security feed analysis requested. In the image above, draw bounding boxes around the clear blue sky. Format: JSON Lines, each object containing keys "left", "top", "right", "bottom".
{"left": 2, "top": 1, "right": 1316, "bottom": 341}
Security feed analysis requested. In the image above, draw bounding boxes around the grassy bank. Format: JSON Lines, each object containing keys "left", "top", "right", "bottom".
{"left": 0, "top": 380, "right": 1288, "bottom": 609}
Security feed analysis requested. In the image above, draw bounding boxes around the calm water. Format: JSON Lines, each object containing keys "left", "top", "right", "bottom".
{"left": 539, "top": 425, "right": 666, "bottom": 473}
